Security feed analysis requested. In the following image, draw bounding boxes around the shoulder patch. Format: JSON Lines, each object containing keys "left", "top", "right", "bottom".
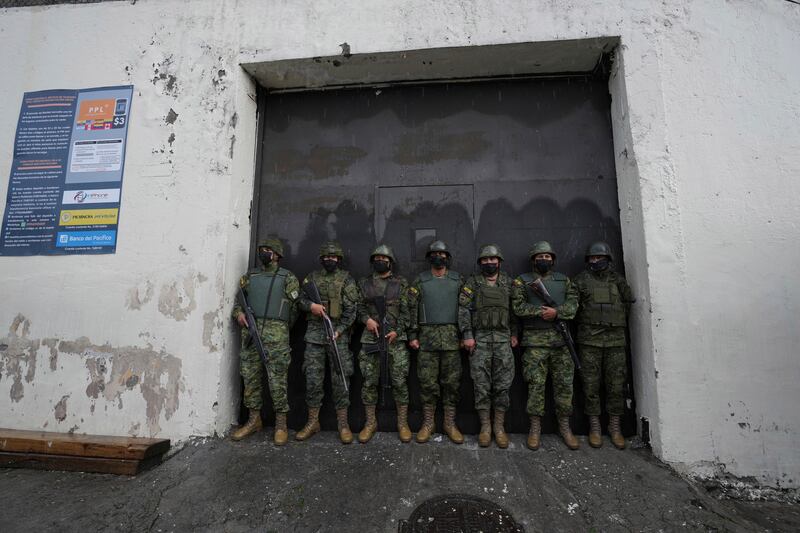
{"left": 239, "top": 276, "right": 248, "bottom": 289}
{"left": 513, "top": 278, "right": 523, "bottom": 287}
{"left": 461, "top": 287, "right": 473, "bottom": 295}
{"left": 290, "top": 290, "right": 299, "bottom": 300}
{"left": 408, "top": 287, "right": 419, "bottom": 295}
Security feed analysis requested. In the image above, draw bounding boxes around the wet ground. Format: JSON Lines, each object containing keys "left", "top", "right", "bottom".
{"left": 1, "top": 431, "right": 798, "bottom": 532}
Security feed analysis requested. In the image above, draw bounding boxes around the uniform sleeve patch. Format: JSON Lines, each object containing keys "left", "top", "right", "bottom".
{"left": 408, "top": 287, "right": 419, "bottom": 295}
{"left": 461, "top": 287, "right": 473, "bottom": 295}
{"left": 290, "top": 290, "right": 299, "bottom": 300}
{"left": 513, "top": 278, "right": 523, "bottom": 287}
{"left": 239, "top": 276, "right": 248, "bottom": 288}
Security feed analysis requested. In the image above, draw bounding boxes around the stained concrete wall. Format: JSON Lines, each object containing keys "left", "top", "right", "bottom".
{"left": 0, "top": 0, "right": 798, "bottom": 488}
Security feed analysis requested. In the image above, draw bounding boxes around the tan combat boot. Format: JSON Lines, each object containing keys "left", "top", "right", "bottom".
{"left": 337, "top": 408, "right": 353, "bottom": 444}
{"left": 358, "top": 405, "right": 377, "bottom": 444}
{"left": 493, "top": 409, "right": 509, "bottom": 449}
{"left": 443, "top": 406, "right": 464, "bottom": 445}
{"left": 558, "top": 416, "right": 580, "bottom": 450}
{"left": 588, "top": 415, "right": 602, "bottom": 448}
{"left": 477, "top": 409, "right": 491, "bottom": 447}
{"left": 295, "top": 407, "right": 320, "bottom": 441}
{"left": 416, "top": 405, "right": 436, "bottom": 443}
{"left": 274, "top": 412, "right": 288, "bottom": 446}
{"left": 232, "top": 409, "right": 263, "bottom": 441}
{"left": 396, "top": 403, "right": 412, "bottom": 443}
{"left": 609, "top": 415, "right": 626, "bottom": 450}
{"left": 527, "top": 415, "right": 541, "bottom": 450}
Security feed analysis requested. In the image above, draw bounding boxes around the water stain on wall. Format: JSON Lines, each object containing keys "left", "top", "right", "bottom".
{"left": 0, "top": 314, "right": 39, "bottom": 402}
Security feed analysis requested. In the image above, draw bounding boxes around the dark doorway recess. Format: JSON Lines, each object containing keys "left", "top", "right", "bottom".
{"left": 248, "top": 75, "right": 636, "bottom": 438}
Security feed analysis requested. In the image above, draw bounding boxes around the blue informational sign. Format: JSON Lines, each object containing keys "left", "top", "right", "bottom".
{"left": 0, "top": 85, "right": 133, "bottom": 255}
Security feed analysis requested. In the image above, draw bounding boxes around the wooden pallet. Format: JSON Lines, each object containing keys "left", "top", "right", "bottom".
{"left": 0, "top": 428, "right": 170, "bottom": 475}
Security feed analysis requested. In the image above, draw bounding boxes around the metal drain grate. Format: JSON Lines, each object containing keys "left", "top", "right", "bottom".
{"left": 398, "top": 494, "right": 524, "bottom": 533}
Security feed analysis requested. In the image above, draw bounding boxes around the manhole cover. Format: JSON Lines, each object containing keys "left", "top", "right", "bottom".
{"left": 398, "top": 494, "right": 524, "bottom": 533}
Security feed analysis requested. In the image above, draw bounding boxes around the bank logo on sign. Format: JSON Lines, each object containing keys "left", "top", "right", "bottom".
{"left": 62, "top": 188, "right": 120, "bottom": 205}
{"left": 55, "top": 231, "right": 117, "bottom": 248}
{"left": 58, "top": 208, "right": 119, "bottom": 226}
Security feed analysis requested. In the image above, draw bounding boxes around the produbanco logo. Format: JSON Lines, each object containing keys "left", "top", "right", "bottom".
{"left": 74, "top": 191, "right": 88, "bottom": 203}
{"left": 61, "top": 212, "right": 72, "bottom": 223}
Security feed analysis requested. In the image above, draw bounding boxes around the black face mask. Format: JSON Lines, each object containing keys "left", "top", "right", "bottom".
{"left": 429, "top": 255, "right": 448, "bottom": 268}
{"left": 372, "top": 260, "right": 391, "bottom": 274}
{"left": 321, "top": 258, "right": 338, "bottom": 272}
{"left": 258, "top": 250, "right": 273, "bottom": 265}
{"left": 480, "top": 263, "right": 499, "bottom": 275}
{"left": 589, "top": 258, "right": 610, "bottom": 272}
{"left": 534, "top": 259, "right": 553, "bottom": 274}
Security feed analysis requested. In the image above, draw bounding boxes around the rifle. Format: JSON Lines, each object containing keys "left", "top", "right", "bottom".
{"left": 528, "top": 278, "right": 581, "bottom": 370}
{"left": 363, "top": 295, "right": 391, "bottom": 407}
{"left": 237, "top": 287, "right": 270, "bottom": 369}
{"left": 304, "top": 279, "right": 349, "bottom": 393}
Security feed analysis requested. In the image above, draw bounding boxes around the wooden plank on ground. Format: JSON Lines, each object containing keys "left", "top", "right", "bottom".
{"left": 0, "top": 428, "right": 170, "bottom": 460}
{"left": 0, "top": 451, "right": 164, "bottom": 476}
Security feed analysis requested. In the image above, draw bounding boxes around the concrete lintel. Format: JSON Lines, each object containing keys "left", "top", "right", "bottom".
{"left": 241, "top": 38, "right": 620, "bottom": 91}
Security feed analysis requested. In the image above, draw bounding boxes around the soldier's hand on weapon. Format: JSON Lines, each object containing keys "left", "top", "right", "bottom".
{"left": 236, "top": 312, "right": 248, "bottom": 328}
{"left": 541, "top": 306, "right": 558, "bottom": 321}
{"left": 310, "top": 303, "right": 327, "bottom": 317}
{"left": 409, "top": 339, "right": 420, "bottom": 350}
{"left": 366, "top": 317, "right": 380, "bottom": 335}
{"left": 463, "top": 338, "right": 476, "bottom": 353}
{"left": 386, "top": 331, "right": 398, "bottom": 344}
{"left": 511, "top": 336, "right": 519, "bottom": 348}
{"left": 333, "top": 330, "right": 340, "bottom": 341}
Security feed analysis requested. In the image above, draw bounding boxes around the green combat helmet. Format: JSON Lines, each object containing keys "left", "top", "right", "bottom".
{"left": 585, "top": 241, "right": 613, "bottom": 261}
{"left": 319, "top": 240, "right": 344, "bottom": 258}
{"left": 370, "top": 244, "right": 396, "bottom": 263}
{"left": 477, "top": 244, "right": 504, "bottom": 263}
{"left": 258, "top": 237, "right": 284, "bottom": 257}
{"left": 426, "top": 240, "right": 451, "bottom": 257}
{"left": 528, "top": 240, "right": 556, "bottom": 259}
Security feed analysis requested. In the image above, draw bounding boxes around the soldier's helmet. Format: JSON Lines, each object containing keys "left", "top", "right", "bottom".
{"left": 425, "top": 240, "right": 451, "bottom": 257}
{"left": 585, "top": 241, "right": 613, "bottom": 261}
{"left": 319, "top": 240, "right": 344, "bottom": 259}
{"left": 477, "top": 244, "right": 504, "bottom": 263}
{"left": 258, "top": 237, "right": 284, "bottom": 257}
{"left": 370, "top": 244, "right": 396, "bottom": 263}
{"left": 528, "top": 240, "right": 556, "bottom": 260}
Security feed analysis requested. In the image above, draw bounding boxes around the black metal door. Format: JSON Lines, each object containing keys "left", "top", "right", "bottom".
{"left": 253, "top": 76, "right": 634, "bottom": 436}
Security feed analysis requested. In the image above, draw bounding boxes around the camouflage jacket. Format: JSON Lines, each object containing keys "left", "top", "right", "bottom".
{"left": 357, "top": 272, "right": 410, "bottom": 344}
{"left": 407, "top": 269, "right": 464, "bottom": 351}
{"left": 298, "top": 268, "right": 359, "bottom": 344}
{"left": 511, "top": 270, "right": 578, "bottom": 348}
{"left": 232, "top": 262, "right": 300, "bottom": 333}
{"left": 572, "top": 268, "right": 633, "bottom": 347}
{"left": 458, "top": 271, "right": 519, "bottom": 343}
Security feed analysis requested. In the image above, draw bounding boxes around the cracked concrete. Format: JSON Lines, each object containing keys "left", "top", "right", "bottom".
{"left": 1, "top": 433, "right": 797, "bottom": 532}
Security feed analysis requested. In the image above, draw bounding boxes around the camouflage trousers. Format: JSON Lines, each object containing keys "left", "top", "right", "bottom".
{"left": 579, "top": 345, "right": 627, "bottom": 416}
{"left": 239, "top": 329, "right": 291, "bottom": 413}
{"left": 469, "top": 341, "right": 515, "bottom": 411}
{"left": 417, "top": 350, "right": 461, "bottom": 407}
{"left": 522, "top": 346, "right": 574, "bottom": 417}
{"left": 303, "top": 338, "right": 353, "bottom": 409}
{"left": 358, "top": 342, "right": 410, "bottom": 406}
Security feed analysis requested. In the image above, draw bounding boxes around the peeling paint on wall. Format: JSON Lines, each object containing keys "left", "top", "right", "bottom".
{"left": 126, "top": 280, "right": 155, "bottom": 310}
{"left": 59, "top": 337, "right": 184, "bottom": 435}
{"left": 54, "top": 395, "right": 69, "bottom": 422}
{"left": 202, "top": 310, "right": 222, "bottom": 352}
{"left": 157, "top": 272, "right": 207, "bottom": 321}
{"left": 0, "top": 315, "right": 39, "bottom": 402}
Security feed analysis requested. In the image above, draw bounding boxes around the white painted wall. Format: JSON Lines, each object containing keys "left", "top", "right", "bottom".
{"left": 0, "top": 0, "right": 797, "bottom": 488}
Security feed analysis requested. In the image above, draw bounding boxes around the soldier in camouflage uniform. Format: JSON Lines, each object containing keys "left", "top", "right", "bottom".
{"left": 511, "top": 241, "right": 580, "bottom": 450}
{"left": 458, "top": 244, "right": 519, "bottom": 448}
{"left": 356, "top": 244, "right": 412, "bottom": 443}
{"left": 573, "top": 241, "right": 634, "bottom": 450}
{"left": 296, "top": 241, "right": 360, "bottom": 444}
{"left": 407, "top": 240, "right": 466, "bottom": 444}
{"left": 231, "top": 237, "right": 300, "bottom": 445}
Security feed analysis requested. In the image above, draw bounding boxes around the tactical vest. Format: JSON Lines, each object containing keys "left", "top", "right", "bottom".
{"left": 418, "top": 271, "right": 460, "bottom": 325}
{"left": 520, "top": 272, "right": 568, "bottom": 330}
{"left": 311, "top": 271, "right": 346, "bottom": 319}
{"left": 473, "top": 281, "right": 510, "bottom": 331}
{"left": 576, "top": 273, "right": 627, "bottom": 326}
{"left": 247, "top": 268, "right": 291, "bottom": 321}
{"left": 360, "top": 276, "right": 402, "bottom": 326}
